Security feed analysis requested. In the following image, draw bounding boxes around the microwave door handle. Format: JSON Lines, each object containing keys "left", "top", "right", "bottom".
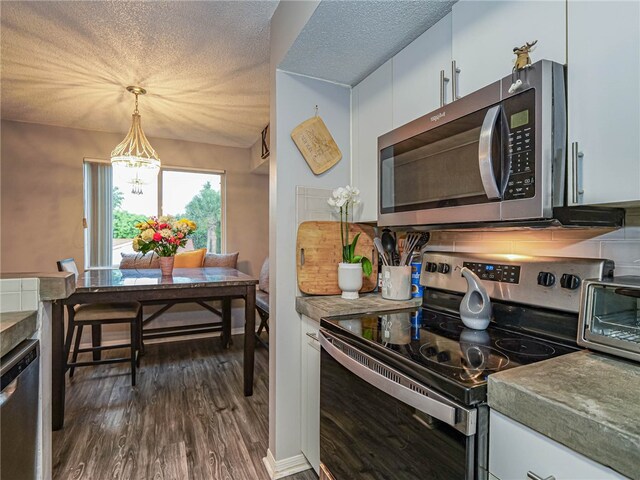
{"left": 478, "top": 105, "right": 502, "bottom": 200}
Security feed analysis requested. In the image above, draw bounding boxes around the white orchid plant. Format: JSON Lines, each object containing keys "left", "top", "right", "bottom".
{"left": 328, "top": 185, "right": 373, "bottom": 276}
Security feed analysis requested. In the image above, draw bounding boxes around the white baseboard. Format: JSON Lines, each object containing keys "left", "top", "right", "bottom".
{"left": 262, "top": 449, "right": 312, "bottom": 480}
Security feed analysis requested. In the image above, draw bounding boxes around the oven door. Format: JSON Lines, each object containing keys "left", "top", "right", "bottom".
{"left": 319, "top": 329, "right": 487, "bottom": 480}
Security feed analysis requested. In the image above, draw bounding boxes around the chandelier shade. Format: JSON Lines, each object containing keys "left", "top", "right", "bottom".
{"left": 110, "top": 86, "right": 160, "bottom": 171}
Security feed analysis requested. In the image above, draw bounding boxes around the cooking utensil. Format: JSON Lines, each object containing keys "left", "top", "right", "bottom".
{"left": 400, "top": 232, "right": 428, "bottom": 266}
{"left": 374, "top": 237, "right": 389, "bottom": 266}
{"left": 399, "top": 233, "right": 418, "bottom": 266}
{"left": 381, "top": 229, "right": 397, "bottom": 265}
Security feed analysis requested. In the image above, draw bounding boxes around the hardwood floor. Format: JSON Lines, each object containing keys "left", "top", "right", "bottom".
{"left": 53, "top": 336, "right": 318, "bottom": 480}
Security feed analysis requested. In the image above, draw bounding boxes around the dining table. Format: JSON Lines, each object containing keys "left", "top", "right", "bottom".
{"left": 51, "top": 267, "right": 257, "bottom": 430}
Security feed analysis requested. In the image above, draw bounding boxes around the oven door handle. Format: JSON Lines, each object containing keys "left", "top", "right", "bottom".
{"left": 478, "top": 104, "right": 502, "bottom": 200}
{"left": 320, "top": 330, "right": 476, "bottom": 436}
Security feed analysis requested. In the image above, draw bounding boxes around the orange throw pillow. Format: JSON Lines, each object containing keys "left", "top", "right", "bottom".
{"left": 173, "top": 248, "right": 206, "bottom": 268}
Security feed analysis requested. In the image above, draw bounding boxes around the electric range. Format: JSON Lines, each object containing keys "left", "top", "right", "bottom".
{"left": 319, "top": 252, "right": 614, "bottom": 480}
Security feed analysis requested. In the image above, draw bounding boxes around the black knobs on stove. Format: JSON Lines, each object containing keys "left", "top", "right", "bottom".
{"left": 437, "top": 263, "right": 450, "bottom": 274}
{"left": 537, "top": 271, "right": 556, "bottom": 287}
{"left": 426, "top": 262, "right": 438, "bottom": 273}
{"left": 560, "top": 273, "right": 581, "bottom": 290}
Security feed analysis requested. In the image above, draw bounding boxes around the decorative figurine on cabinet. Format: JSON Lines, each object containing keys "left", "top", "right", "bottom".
{"left": 509, "top": 40, "right": 538, "bottom": 94}
{"left": 513, "top": 40, "right": 538, "bottom": 71}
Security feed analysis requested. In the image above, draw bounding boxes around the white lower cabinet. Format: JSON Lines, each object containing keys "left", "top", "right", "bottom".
{"left": 489, "top": 410, "right": 626, "bottom": 480}
{"left": 300, "top": 314, "right": 320, "bottom": 474}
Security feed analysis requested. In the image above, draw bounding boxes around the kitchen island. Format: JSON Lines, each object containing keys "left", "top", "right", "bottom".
{"left": 0, "top": 271, "right": 75, "bottom": 480}
{"left": 488, "top": 350, "right": 640, "bottom": 479}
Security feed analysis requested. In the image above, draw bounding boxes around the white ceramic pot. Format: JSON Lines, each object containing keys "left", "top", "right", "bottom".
{"left": 381, "top": 265, "right": 412, "bottom": 300}
{"left": 338, "top": 262, "right": 363, "bottom": 300}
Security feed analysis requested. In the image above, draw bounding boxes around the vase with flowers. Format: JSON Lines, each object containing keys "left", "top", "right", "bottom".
{"left": 132, "top": 216, "right": 197, "bottom": 276}
{"left": 328, "top": 185, "right": 373, "bottom": 299}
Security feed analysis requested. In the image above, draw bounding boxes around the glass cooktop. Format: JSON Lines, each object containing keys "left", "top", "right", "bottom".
{"left": 321, "top": 307, "right": 577, "bottom": 405}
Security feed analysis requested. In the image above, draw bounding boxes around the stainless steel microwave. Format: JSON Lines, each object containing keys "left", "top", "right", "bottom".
{"left": 378, "top": 60, "right": 566, "bottom": 227}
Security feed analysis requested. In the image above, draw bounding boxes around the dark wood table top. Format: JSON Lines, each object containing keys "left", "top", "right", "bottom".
{"left": 74, "top": 267, "right": 258, "bottom": 293}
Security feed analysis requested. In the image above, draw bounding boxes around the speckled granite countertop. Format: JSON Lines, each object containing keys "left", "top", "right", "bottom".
{"left": 1, "top": 311, "right": 37, "bottom": 357}
{"left": 488, "top": 350, "right": 640, "bottom": 479}
{"left": 296, "top": 293, "right": 422, "bottom": 322}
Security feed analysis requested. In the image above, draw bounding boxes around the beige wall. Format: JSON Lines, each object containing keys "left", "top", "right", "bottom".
{"left": 0, "top": 119, "right": 268, "bottom": 277}
{"left": 250, "top": 134, "right": 269, "bottom": 174}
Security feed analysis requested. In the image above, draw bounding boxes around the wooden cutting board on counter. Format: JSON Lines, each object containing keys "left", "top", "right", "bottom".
{"left": 296, "top": 221, "right": 378, "bottom": 295}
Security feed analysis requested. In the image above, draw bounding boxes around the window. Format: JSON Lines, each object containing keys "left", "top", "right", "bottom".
{"left": 84, "top": 160, "right": 224, "bottom": 267}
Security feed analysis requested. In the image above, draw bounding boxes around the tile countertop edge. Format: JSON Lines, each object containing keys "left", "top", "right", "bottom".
{"left": 1, "top": 272, "right": 75, "bottom": 300}
{"left": 488, "top": 351, "right": 640, "bottom": 480}
{"left": 296, "top": 293, "right": 422, "bottom": 322}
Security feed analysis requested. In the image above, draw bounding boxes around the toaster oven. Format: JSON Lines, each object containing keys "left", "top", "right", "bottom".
{"left": 578, "top": 277, "right": 640, "bottom": 362}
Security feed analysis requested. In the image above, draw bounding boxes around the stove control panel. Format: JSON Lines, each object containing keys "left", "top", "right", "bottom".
{"left": 420, "top": 252, "right": 614, "bottom": 313}
{"left": 463, "top": 262, "right": 521, "bottom": 284}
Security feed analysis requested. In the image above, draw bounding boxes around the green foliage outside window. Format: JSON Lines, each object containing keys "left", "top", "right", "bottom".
{"left": 112, "top": 183, "right": 222, "bottom": 253}
{"left": 182, "top": 182, "right": 221, "bottom": 253}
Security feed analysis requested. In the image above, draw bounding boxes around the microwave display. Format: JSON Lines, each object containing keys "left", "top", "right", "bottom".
{"left": 504, "top": 90, "right": 536, "bottom": 201}
{"left": 510, "top": 109, "right": 529, "bottom": 129}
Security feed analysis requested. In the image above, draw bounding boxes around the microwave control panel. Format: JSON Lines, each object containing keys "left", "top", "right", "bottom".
{"left": 463, "top": 261, "right": 521, "bottom": 284}
{"left": 504, "top": 89, "right": 536, "bottom": 201}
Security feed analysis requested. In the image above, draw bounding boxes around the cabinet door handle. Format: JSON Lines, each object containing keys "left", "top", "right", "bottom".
{"left": 451, "top": 60, "right": 461, "bottom": 101}
{"left": 571, "top": 141, "right": 585, "bottom": 203}
{"left": 306, "top": 332, "right": 319, "bottom": 341}
{"left": 527, "top": 471, "right": 556, "bottom": 480}
{"left": 440, "top": 69, "right": 450, "bottom": 107}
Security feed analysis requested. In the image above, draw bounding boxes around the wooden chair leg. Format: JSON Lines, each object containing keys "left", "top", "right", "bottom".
{"left": 139, "top": 306, "right": 145, "bottom": 356}
{"left": 130, "top": 321, "right": 137, "bottom": 387}
{"left": 136, "top": 311, "right": 142, "bottom": 368}
{"left": 63, "top": 316, "right": 76, "bottom": 371}
{"left": 70, "top": 324, "right": 84, "bottom": 378}
{"left": 91, "top": 325, "right": 102, "bottom": 361}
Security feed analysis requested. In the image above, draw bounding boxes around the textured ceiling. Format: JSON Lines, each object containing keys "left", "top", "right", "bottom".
{"left": 1, "top": 1, "right": 278, "bottom": 148}
{"left": 280, "top": 0, "right": 456, "bottom": 86}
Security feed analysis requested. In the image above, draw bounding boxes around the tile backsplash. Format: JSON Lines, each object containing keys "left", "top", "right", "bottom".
{"left": 296, "top": 186, "right": 336, "bottom": 224}
{"left": 427, "top": 209, "right": 640, "bottom": 276}
{"left": 0, "top": 278, "right": 40, "bottom": 313}
{"left": 295, "top": 187, "right": 640, "bottom": 276}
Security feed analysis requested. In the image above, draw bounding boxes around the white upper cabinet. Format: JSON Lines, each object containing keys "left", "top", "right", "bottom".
{"left": 567, "top": 0, "right": 640, "bottom": 206}
{"left": 351, "top": 60, "right": 393, "bottom": 222}
{"left": 393, "top": 13, "right": 452, "bottom": 128}
{"left": 451, "top": 0, "right": 566, "bottom": 97}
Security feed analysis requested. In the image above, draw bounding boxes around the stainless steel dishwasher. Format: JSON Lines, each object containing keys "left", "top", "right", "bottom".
{"left": 1, "top": 339, "right": 40, "bottom": 480}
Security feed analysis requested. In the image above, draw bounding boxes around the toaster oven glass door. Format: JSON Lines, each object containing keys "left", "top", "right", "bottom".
{"left": 587, "top": 284, "right": 640, "bottom": 351}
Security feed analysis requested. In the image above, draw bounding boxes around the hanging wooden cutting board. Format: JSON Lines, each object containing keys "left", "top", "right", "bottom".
{"left": 291, "top": 116, "right": 342, "bottom": 175}
{"left": 297, "top": 221, "right": 378, "bottom": 295}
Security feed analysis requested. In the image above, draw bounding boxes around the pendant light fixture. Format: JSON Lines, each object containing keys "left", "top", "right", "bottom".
{"left": 110, "top": 86, "right": 160, "bottom": 172}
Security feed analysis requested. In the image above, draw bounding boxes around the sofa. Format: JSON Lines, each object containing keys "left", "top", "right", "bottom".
{"left": 118, "top": 251, "right": 239, "bottom": 269}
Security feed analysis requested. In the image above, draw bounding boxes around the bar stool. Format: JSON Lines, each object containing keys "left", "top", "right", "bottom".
{"left": 255, "top": 257, "right": 269, "bottom": 349}
{"left": 57, "top": 258, "right": 142, "bottom": 386}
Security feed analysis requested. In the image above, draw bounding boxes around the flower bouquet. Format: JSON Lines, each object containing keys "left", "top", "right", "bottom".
{"left": 132, "top": 215, "right": 197, "bottom": 275}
